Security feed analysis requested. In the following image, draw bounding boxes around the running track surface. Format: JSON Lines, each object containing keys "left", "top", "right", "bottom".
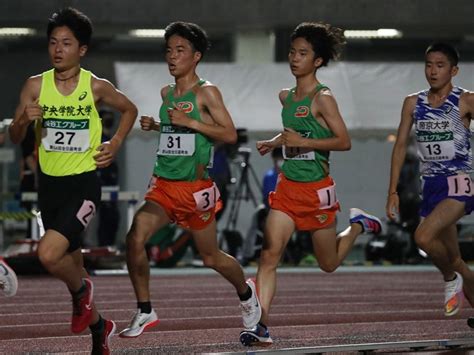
{"left": 1, "top": 266, "right": 474, "bottom": 354}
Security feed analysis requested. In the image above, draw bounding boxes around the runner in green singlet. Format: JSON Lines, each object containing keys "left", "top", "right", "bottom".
{"left": 119, "top": 22, "right": 261, "bottom": 338}
{"left": 240, "top": 22, "right": 382, "bottom": 347}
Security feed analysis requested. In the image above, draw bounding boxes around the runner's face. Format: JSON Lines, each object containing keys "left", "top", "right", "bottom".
{"left": 288, "top": 37, "right": 319, "bottom": 77}
{"left": 425, "top": 51, "right": 457, "bottom": 90}
{"left": 165, "top": 35, "right": 201, "bottom": 78}
{"left": 48, "top": 26, "right": 87, "bottom": 71}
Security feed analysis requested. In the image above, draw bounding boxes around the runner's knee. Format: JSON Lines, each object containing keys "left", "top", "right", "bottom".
{"left": 126, "top": 216, "right": 155, "bottom": 247}
{"left": 260, "top": 249, "right": 282, "bottom": 269}
{"left": 201, "top": 253, "right": 219, "bottom": 269}
{"left": 318, "top": 259, "right": 338, "bottom": 273}
{"left": 37, "top": 246, "right": 61, "bottom": 270}
{"left": 414, "top": 226, "right": 433, "bottom": 250}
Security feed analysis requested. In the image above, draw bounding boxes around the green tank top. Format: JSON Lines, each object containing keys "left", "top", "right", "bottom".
{"left": 281, "top": 83, "right": 334, "bottom": 182}
{"left": 37, "top": 68, "right": 101, "bottom": 176}
{"left": 153, "top": 79, "right": 213, "bottom": 181}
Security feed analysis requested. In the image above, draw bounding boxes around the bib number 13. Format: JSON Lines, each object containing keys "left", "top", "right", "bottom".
{"left": 425, "top": 143, "right": 441, "bottom": 156}
{"left": 447, "top": 175, "right": 473, "bottom": 197}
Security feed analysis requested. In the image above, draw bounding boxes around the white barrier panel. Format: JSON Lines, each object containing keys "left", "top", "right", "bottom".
{"left": 115, "top": 62, "right": 474, "bottom": 131}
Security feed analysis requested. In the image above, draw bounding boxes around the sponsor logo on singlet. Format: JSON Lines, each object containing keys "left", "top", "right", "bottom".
{"left": 295, "top": 106, "right": 309, "bottom": 118}
{"left": 78, "top": 91, "right": 87, "bottom": 101}
{"left": 177, "top": 101, "right": 194, "bottom": 114}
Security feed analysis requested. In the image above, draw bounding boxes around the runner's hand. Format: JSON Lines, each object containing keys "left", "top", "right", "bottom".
{"left": 94, "top": 138, "right": 120, "bottom": 168}
{"left": 386, "top": 193, "right": 399, "bottom": 221}
{"left": 140, "top": 115, "right": 159, "bottom": 131}
{"left": 168, "top": 103, "right": 192, "bottom": 128}
{"left": 281, "top": 127, "right": 304, "bottom": 148}
{"left": 22, "top": 99, "right": 43, "bottom": 124}
{"left": 256, "top": 140, "right": 276, "bottom": 156}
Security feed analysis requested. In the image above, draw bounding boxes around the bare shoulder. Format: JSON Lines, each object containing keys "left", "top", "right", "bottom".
{"left": 279, "top": 88, "right": 290, "bottom": 105}
{"left": 21, "top": 74, "right": 42, "bottom": 99}
{"left": 198, "top": 81, "right": 222, "bottom": 101}
{"left": 160, "top": 85, "right": 171, "bottom": 99}
{"left": 315, "top": 87, "right": 335, "bottom": 101}
{"left": 25, "top": 74, "right": 42, "bottom": 90}
{"left": 91, "top": 74, "right": 115, "bottom": 92}
{"left": 200, "top": 81, "right": 219, "bottom": 92}
{"left": 460, "top": 90, "right": 474, "bottom": 106}
{"left": 402, "top": 93, "right": 418, "bottom": 110}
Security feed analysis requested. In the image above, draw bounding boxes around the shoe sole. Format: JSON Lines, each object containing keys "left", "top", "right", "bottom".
{"left": 240, "top": 332, "right": 272, "bottom": 347}
{"left": 445, "top": 292, "right": 464, "bottom": 317}
{"left": 119, "top": 319, "right": 160, "bottom": 338}
{"left": 108, "top": 321, "right": 117, "bottom": 340}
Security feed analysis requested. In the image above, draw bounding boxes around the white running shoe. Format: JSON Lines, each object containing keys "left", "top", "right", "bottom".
{"left": 119, "top": 309, "right": 159, "bottom": 338}
{"left": 0, "top": 258, "right": 18, "bottom": 297}
{"left": 445, "top": 272, "right": 464, "bottom": 316}
{"left": 240, "top": 278, "right": 262, "bottom": 329}
{"left": 349, "top": 208, "right": 382, "bottom": 234}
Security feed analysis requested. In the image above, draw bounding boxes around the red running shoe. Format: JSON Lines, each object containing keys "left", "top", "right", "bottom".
{"left": 71, "top": 278, "right": 94, "bottom": 333}
{"left": 91, "top": 319, "right": 116, "bottom": 355}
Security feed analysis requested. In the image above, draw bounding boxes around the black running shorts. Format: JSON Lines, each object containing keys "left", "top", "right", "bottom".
{"left": 38, "top": 170, "right": 101, "bottom": 252}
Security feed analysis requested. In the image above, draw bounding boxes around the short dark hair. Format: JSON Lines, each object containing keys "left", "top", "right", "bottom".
{"left": 290, "top": 22, "right": 346, "bottom": 67}
{"left": 47, "top": 7, "right": 93, "bottom": 46}
{"left": 425, "top": 42, "right": 459, "bottom": 66}
{"left": 165, "top": 22, "right": 210, "bottom": 59}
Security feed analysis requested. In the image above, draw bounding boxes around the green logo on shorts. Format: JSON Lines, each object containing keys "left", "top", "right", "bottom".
{"left": 315, "top": 214, "right": 328, "bottom": 224}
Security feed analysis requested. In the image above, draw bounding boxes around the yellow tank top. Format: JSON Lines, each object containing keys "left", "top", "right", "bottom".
{"left": 37, "top": 68, "right": 101, "bottom": 176}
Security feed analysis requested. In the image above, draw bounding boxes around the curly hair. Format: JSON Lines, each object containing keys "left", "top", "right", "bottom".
{"left": 165, "top": 22, "right": 210, "bottom": 59}
{"left": 290, "top": 22, "right": 345, "bottom": 67}
{"left": 47, "top": 7, "right": 92, "bottom": 46}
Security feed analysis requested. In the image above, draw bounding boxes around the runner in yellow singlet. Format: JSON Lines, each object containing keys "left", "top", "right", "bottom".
{"left": 9, "top": 8, "right": 137, "bottom": 354}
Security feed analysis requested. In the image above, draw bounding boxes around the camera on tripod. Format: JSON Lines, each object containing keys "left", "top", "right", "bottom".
{"left": 236, "top": 147, "right": 251, "bottom": 163}
{"left": 220, "top": 128, "right": 263, "bottom": 258}
{"left": 226, "top": 128, "right": 249, "bottom": 159}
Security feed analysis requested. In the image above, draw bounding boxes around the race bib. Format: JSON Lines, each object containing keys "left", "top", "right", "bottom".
{"left": 283, "top": 146, "right": 315, "bottom": 160}
{"left": 316, "top": 183, "right": 338, "bottom": 209}
{"left": 76, "top": 200, "right": 96, "bottom": 228}
{"left": 193, "top": 183, "right": 221, "bottom": 211}
{"left": 417, "top": 120, "right": 455, "bottom": 161}
{"left": 282, "top": 130, "right": 315, "bottom": 160}
{"left": 158, "top": 133, "right": 195, "bottom": 156}
{"left": 447, "top": 174, "right": 473, "bottom": 197}
{"left": 42, "top": 118, "right": 90, "bottom": 153}
{"left": 417, "top": 140, "right": 455, "bottom": 161}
